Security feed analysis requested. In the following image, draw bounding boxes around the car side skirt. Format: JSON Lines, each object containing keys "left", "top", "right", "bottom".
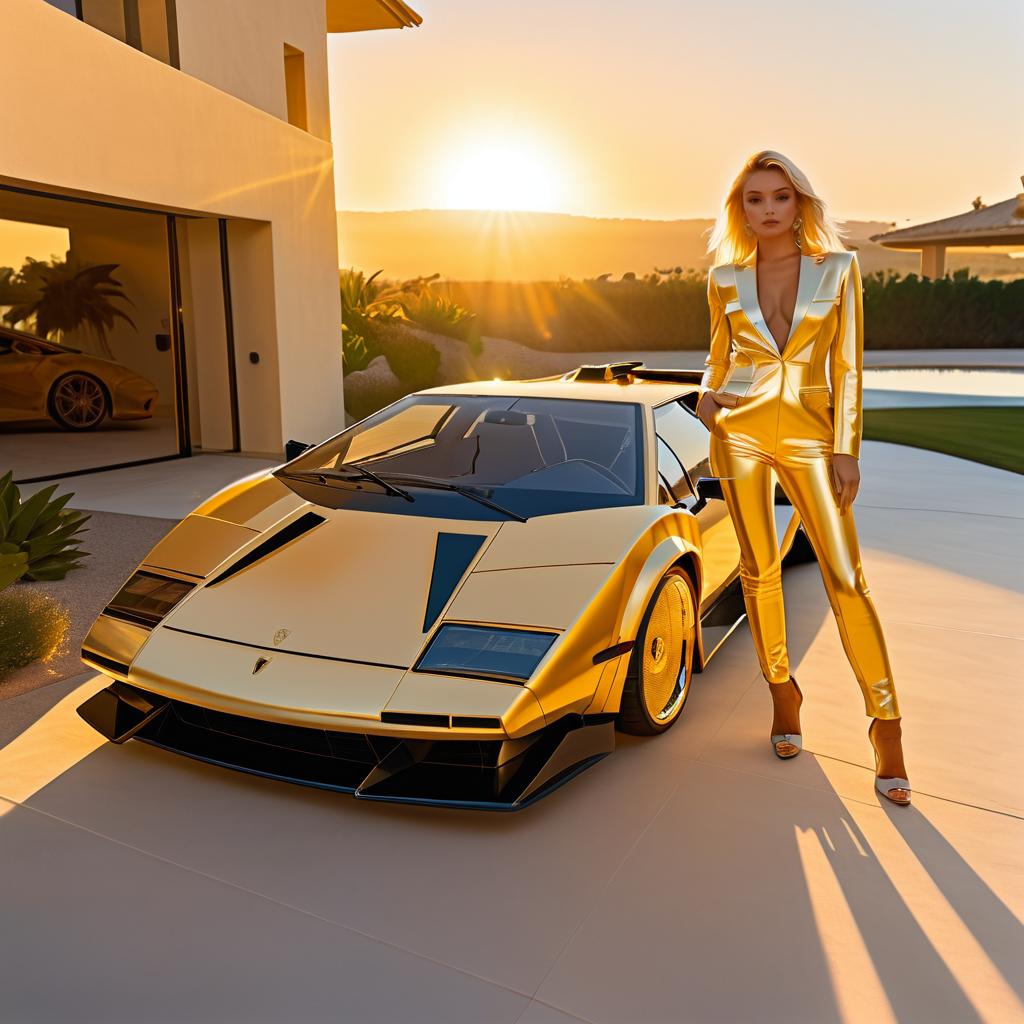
{"left": 76, "top": 682, "right": 615, "bottom": 812}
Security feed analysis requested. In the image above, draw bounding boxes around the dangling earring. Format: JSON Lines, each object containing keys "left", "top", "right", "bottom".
{"left": 744, "top": 222, "right": 754, "bottom": 235}
{"left": 793, "top": 217, "right": 803, "bottom": 249}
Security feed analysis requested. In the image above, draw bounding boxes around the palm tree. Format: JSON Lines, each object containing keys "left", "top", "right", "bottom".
{"left": 3, "top": 256, "right": 135, "bottom": 359}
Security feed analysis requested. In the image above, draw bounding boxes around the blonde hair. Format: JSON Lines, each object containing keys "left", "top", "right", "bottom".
{"left": 705, "top": 150, "right": 850, "bottom": 267}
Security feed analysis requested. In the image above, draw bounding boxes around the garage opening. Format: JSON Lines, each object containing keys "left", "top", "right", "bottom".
{"left": 0, "top": 186, "right": 242, "bottom": 483}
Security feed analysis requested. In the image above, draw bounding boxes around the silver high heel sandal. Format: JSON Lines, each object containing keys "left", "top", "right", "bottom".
{"left": 771, "top": 677, "right": 803, "bottom": 759}
{"left": 875, "top": 773, "right": 912, "bottom": 804}
{"left": 869, "top": 720, "right": 911, "bottom": 805}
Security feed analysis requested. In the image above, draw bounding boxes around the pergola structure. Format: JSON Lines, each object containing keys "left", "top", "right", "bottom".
{"left": 870, "top": 175, "right": 1024, "bottom": 278}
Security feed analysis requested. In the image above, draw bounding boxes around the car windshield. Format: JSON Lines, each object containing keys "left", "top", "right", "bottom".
{"left": 0, "top": 328, "right": 81, "bottom": 355}
{"left": 277, "top": 394, "right": 644, "bottom": 519}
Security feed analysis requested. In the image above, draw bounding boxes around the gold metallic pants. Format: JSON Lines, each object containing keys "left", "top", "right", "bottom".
{"left": 709, "top": 407, "right": 900, "bottom": 720}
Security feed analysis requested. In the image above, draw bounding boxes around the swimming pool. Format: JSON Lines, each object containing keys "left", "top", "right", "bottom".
{"left": 862, "top": 368, "right": 1024, "bottom": 407}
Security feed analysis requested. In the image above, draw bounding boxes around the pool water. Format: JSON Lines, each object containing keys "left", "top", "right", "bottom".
{"left": 862, "top": 368, "right": 1024, "bottom": 408}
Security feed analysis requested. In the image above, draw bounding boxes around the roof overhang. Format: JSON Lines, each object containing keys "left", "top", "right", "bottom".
{"left": 870, "top": 193, "right": 1024, "bottom": 249}
{"left": 870, "top": 232, "right": 1024, "bottom": 250}
{"left": 327, "top": 0, "right": 423, "bottom": 33}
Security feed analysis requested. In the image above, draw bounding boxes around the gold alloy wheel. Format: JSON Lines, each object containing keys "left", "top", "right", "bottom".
{"left": 50, "top": 373, "right": 108, "bottom": 430}
{"left": 618, "top": 568, "right": 697, "bottom": 735}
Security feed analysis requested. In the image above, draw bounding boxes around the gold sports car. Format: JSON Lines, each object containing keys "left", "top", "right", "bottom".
{"left": 77, "top": 362, "right": 817, "bottom": 810}
{"left": 0, "top": 325, "right": 158, "bottom": 431}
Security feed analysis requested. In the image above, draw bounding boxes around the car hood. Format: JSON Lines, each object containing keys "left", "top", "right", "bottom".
{"left": 162, "top": 503, "right": 659, "bottom": 666}
{"left": 54, "top": 350, "right": 156, "bottom": 387}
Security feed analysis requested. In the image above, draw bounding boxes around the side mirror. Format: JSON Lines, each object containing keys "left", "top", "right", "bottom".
{"left": 284, "top": 439, "right": 313, "bottom": 462}
{"left": 679, "top": 391, "right": 701, "bottom": 415}
{"left": 689, "top": 475, "right": 724, "bottom": 514}
{"left": 694, "top": 476, "right": 724, "bottom": 502}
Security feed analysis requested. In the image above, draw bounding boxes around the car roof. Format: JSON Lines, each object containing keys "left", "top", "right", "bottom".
{"left": 416, "top": 368, "right": 697, "bottom": 408}
{"left": 0, "top": 324, "right": 82, "bottom": 354}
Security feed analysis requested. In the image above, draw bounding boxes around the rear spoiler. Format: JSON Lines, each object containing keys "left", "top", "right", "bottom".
{"left": 560, "top": 361, "right": 701, "bottom": 384}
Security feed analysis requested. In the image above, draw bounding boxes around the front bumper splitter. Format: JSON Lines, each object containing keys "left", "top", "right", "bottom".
{"left": 77, "top": 682, "right": 614, "bottom": 811}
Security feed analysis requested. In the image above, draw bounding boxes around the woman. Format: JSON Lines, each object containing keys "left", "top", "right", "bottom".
{"left": 695, "top": 150, "right": 911, "bottom": 805}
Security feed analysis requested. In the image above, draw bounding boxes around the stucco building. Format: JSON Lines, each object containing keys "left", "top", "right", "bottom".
{"left": 1, "top": 0, "right": 421, "bottom": 481}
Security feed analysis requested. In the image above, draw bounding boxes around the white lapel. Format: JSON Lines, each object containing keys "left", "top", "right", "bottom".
{"left": 734, "top": 249, "right": 828, "bottom": 357}
{"left": 732, "top": 251, "right": 775, "bottom": 354}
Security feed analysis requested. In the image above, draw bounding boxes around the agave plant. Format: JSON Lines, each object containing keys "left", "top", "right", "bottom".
{"left": 0, "top": 544, "right": 28, "bottom": 590}
{"left": 398, "top": 289, "right": 482, "bottom": 355}
{"left": 339, "top": 267, "right": 442, "bottom": 321}
{"left": 341, "top": 268, "right": 397, "bottom": 374}
{"left": 339, "top": 267, "right": 480, "bottom": 373}
{"left": 3, "top": 256, "right": 136, "bottom": 360}
{"left": 0, "top": 471, "right": 90, "bottom": 582}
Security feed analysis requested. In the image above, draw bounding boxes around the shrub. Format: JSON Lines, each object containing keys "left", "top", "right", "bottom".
{"left": 342, "top": 309, "right": 378, "bottom": 373}
{"left": 862, "top": 268, "right": 1024, "bottom": 349}
{"left": 0, "top": 589, "right": 70, "bottom": 678}
{"left": 0, "top": 472, "right": 90, "bottom": 581}
{"left": 340, "top": 268, "right": 475, "bottom": 381}
{"left": 340, "top": 268, "right": 402, "bottom": 376}
{"left": 343, "top": 319, "right": 442, "bottom": 422}
{"left": 372, "top": 320, "right": 441, "bottom": 391}
{"left": 400, "top": 289, "right": 482, "bottom": 355}
{"left": 439, "top": 268, "right": 1024, "bottom": 352}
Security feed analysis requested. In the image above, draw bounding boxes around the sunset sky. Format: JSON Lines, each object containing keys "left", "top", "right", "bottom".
{"left": 328, "top": 0, "right": 1023, "bottom": 225}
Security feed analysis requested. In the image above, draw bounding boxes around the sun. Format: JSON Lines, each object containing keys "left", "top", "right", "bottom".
{"left": 438, "top": 136, "right": 569, "bottom": 213}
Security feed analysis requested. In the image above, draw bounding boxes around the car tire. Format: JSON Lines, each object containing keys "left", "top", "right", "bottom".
{"left": 47, "top": 372, "right": 110, "bottom": 431}
{"left": 617, "top": 567, "right": 697, "bottom": 736}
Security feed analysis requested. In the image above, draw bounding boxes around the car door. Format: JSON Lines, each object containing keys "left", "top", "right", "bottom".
{"left": 653, "top": 399, "right": 740, "bottom": 608}
{"left": 0, "top": 333, "right": 47, "bottom": 422}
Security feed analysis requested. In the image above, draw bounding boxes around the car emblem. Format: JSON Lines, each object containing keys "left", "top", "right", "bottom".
{"left": 272, "top": 628, "right": 291, "bottom": 646}
{"left": 252, "top": 656, "right": 272, "bottom": 675}
{"left": 650, "top": 636, "right": 666, "bottom": 663}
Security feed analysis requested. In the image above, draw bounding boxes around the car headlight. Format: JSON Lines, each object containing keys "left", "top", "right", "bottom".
{"left": 104, "top": 571, "right": 195, "bottom": 628}
{"left": 414, "top": 623, "right": 558, "bottom": 683}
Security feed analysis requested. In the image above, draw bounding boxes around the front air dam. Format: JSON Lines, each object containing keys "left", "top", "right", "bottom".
{"left": 77, "top": 682, "right": 615, "bottom": 811}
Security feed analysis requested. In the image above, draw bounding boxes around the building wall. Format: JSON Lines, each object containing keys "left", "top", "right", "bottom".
{"left": 175, "top": 0, "right": 332, "bottom": 142}
{"left": 3, "top": 0, "right": 343, "bottom": 456}
{"left": 179, "top": 218, "right": 234, "bottom": 450}
{"left": 224, "top": 220, "right": 285, "bottom": 454}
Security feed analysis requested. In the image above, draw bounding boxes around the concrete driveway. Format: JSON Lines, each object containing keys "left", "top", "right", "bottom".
{"left": 1, "top": 440, "right": 1022, "bottom": 1023}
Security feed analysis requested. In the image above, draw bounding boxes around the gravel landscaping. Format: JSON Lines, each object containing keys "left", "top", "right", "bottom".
{"left": 0, "top": 509, "right": 175, "bottom": 700}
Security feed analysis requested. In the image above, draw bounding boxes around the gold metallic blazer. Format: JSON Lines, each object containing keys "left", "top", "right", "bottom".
{"left": 699, "top": 248, "right": 864, "bottom": 458}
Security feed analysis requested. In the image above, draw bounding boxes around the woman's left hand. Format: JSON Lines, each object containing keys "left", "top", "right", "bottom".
{"left": 830, "top": 453, "right": 860, "bottom": 514}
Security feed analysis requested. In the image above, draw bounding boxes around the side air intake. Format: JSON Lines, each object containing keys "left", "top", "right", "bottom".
{"left": 81, "top": 649, "right": 131, "bottom": 677}
{"left": 380, "top": 711, "right": 450, "bottom": 728}
{"left": 207, "top": 511, "right": 326, "bottom": 587}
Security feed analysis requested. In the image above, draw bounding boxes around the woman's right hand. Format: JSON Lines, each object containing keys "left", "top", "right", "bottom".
{"left": 696, "top": 390, "right": 730, "bottom": 430}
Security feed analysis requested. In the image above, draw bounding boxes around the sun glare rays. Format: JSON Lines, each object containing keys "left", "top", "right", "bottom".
{"left": 437, "top": 135, "right": 572, "bottom": 213}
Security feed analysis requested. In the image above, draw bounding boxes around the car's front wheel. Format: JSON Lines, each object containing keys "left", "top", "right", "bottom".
{"left": 617, "top": 567, "right": 697, "bottom": 735}
{"left": 48, "top": 372, "right": 110, "bottom": 431}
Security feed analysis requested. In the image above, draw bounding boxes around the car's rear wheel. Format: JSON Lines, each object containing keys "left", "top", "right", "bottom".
{"left": 617, "top": 567, "right": 697, "bottom": 735}
{"left": 48, "top": 372, "right": 109, "bottom": 431}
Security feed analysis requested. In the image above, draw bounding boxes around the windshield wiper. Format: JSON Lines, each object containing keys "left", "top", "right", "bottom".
{"left": 279, "top": 467, "right": 415, "bottom": 502}
{"left": 281, "top": 465, "right": 526, "bottom": 521}
{"left": 368, "top": 471, "right": 528, "bottom": 522}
